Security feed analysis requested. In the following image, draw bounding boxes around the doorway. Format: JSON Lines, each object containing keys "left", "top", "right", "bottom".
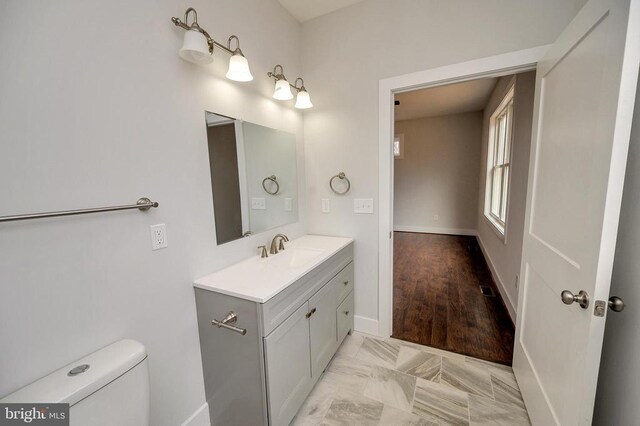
{"left": 390, "top": 73, "right": 535, "bottom": 365}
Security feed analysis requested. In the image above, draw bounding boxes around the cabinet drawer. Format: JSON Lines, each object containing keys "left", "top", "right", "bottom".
{"left": 335, "top": 262, "right": 354, "bottom": 305}
{"left": 336, "top": 291, "right": 354, "bottom": 343}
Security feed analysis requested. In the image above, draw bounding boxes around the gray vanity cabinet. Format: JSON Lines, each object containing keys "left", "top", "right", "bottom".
{"left": 194, "top": 242, "right": 354, "bottom": 426}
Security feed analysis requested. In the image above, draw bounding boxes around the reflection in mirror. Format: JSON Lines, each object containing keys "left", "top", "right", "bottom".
{"left": 205, "top": 112, "right": 298, "bottom": 245}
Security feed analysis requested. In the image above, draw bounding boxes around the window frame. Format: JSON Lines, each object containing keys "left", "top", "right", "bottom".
{"left": 484, "top": 85, "right": 515, "bottom": 242}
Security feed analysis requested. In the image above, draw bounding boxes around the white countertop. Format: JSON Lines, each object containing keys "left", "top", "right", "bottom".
{"left": 193, "top": 235, "right": 353, "bottom": 303}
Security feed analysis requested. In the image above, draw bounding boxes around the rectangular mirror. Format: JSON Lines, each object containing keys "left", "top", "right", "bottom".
{"left": 205, "top": 112, "right": 298, "bottom": 245}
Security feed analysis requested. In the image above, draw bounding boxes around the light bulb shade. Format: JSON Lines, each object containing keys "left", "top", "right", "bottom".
{"left": 295, "top": 89, "right": 313, "bottom": 109}
{"left": 226, "top": 53, "right": 253, "bottom": 82}
{"left": 273, "top": 78, "right": 294, "bottom": 100}
{"left": 179, "top": 30, "right": 213, "bottom": 64}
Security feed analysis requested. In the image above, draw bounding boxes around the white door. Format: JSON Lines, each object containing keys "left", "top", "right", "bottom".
{"left": 513, "top": 0, "right": 640, "bottom": 424}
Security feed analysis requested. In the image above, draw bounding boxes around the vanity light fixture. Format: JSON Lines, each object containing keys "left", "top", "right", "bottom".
{"left": 293, "top": 78, "right": 313, "bottom": 109}
{"left": 267, "top": 65, "right": 313, "bottom": 108}
{"left": 171, "top": 8, "right": 253, "bottom": 82}
{"left": 268, "top": 65, "right": 294, "bottom": 100}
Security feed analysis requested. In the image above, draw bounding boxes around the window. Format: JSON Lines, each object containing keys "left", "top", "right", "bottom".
{"left": 394, "top": 134, "right": 404, "bottom": 159}
{"left": 485, "top": 86, "right": 514, "bottom": 236}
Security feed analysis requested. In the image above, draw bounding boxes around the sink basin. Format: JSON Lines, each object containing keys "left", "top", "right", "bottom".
{"left": 267, "top": 247, "right": 324, "bottom": 269}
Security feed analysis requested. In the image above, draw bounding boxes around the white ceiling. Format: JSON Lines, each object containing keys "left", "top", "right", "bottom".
{"left": 278, "top": 0, "right": 365, "bottom": 22}
{"left": 394, "top": 78, "right": 499, "bottom": 121}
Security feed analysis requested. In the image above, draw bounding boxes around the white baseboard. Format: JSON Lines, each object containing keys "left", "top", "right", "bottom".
{"left": 354, "top": 315, "right": 380, "bottom": 336}
{"left": 394, "top": 225, "right": 477, "bottom": 236}
{"left": 476, "top": 236, "right": 517, "bottom": 321}
{"left": 181, "top": 402, "right": 210, "bottom": 426}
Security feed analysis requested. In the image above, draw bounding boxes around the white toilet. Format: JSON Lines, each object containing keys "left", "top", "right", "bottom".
{"left": 1, "top": 339, "right": 150, "bottom": 426}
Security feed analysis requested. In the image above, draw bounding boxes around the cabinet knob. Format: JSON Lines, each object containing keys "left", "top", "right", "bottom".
{"left": 306, "top": 308, "right": 317, "bottom": 318}
{"left": 344, "top": 310, "right": 350, "bottom": 316}
{"left": 344, "top": 280, "right": 349, "bottom": 286}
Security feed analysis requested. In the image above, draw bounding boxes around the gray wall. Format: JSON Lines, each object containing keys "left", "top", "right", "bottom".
{"left": 301, "top": 0, "right": 586, "bottom": 327}
{"left": 593, "top": 74, "right": 640, "bottom": 425}
{"left": 476, "top": 71, "right": 536, "bottom": 319}
{"left": 394, "top": 112, "right": 482, "bottom": 234}
{"left": 0, "top": 1, "right": 305, "bottom": 425}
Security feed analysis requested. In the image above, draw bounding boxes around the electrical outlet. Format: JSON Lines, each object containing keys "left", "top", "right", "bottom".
{"left": 284, "top": 198, "right": 293, "bottom": 212}
{"left": 433, "top": 214, "right": 439, "bottom": 221}
{"left": 322, "top": 198, "right": 330, "bottom": 213}
{"left": 150, "top": 224, "right": 168, "bottom": 250}
{"left": 354, "top": 198, "right": 374, "bottom": 214}
{"left": 251, "top": 198, "right": 266, "bottom": 210}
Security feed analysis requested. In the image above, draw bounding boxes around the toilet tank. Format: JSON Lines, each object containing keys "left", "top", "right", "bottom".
{"left": 1, "top": 339, "right": 149, "bottom": 426}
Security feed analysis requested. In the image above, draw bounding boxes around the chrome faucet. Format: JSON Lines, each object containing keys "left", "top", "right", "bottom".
{"left": 269, "top": 233, "right": 289, "bottom": 254}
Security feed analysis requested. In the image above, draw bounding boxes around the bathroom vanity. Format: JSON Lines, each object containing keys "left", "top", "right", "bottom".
{"left": 193, "top": 235, "right": 354, "bottom": 426}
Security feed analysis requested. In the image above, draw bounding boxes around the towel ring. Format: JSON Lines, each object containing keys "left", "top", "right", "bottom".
{"left": 330, "top": 172, "right": 351, "bottom": 195}
{"left": 262, "top": 175, "right": 280, "bottom": 195}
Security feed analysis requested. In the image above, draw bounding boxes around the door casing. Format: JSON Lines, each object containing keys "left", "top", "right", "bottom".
{"left": 377, "top": 46, "right": 549, "bottom": 338}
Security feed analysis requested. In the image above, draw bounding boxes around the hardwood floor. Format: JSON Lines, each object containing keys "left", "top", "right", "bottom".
{"left": 392, "top": 232, "right": 515, "bottom": 365}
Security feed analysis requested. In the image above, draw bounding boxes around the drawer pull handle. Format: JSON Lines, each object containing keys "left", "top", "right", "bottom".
{"left": 344, "top": 310, "right": 350, "bottom": 316}
{"left": 211, "top": 311, "right": 247, "bottom": 336}
{"left": 306, "top": 308, "right": 317, "bottom": 319}
{"left": 344, "top": 280, "right": 349, "bottom": 286}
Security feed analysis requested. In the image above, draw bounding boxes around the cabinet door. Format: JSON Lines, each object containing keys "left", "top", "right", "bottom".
{"left": 264, "top": 302, "right": 313, "bottom": 426}
{"left": 309, "top": 280, "right": 338, "bottom": 378}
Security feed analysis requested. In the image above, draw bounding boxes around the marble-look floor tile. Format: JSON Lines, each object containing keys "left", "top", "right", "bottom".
{"left": 468, "top": 394, "right": 530, "bottom": 426}
{"left": 465, "top": 358, "right": 524, "bottom": 409}
{"left": 396, "top": 347, "right": 442, "bottom": 382}
{"left": 391, "top": 338, "right": 468, "bottom": 362}
{"left": 363, "top": 365, "right": 416, "bottom": 411}
{"left": 356, "top": 337, "right": 401, "bottom": 369}
{"left": 413, "top": 377, "right": 470, "bottom": 426}
{"left": 440, "top": 357, "right": 493, "bottom": 399}
{"left": 465, "top": 358, "right": 513, "bottom": 380}
{"left": 290, "top": 379, "right": 338, "bottom": 426}
{"left": 490, "top": 375, "right": 525, "bottom": 410}
{"left": 324, "top": 354, "right": 372, "bottom": 394}
{"left": 336, "top": 332, "right": 365, "bottom": 357}
{"left": 379, "top": 404, "right": 438, "bottom": 426}
{"left": 321, "top": 391, "right": 384, "bottom": 426}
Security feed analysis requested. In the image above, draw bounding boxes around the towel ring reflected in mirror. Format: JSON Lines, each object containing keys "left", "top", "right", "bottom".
{"left": 262, "top": 175, "right": 280, "bottom": 195}
{"left": 330, "top": 172, "right": 351, "bottom": 195}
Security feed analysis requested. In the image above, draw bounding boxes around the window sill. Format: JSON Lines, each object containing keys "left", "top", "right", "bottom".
{"left": 484, "top": 214, "right": 507, "bottom": 244}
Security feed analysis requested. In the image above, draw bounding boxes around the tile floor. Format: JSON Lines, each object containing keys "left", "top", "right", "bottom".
{"left": 291, "top": 332, "right": 530, "bottom": 426}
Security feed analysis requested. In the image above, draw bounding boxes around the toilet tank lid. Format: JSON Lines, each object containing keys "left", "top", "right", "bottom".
{"left": 0, "top": 339, "right": 147, "bottom": 406}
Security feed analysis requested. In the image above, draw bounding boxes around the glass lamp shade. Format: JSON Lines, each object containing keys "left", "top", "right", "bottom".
{"left": 179, "top": 30, "right": 213, "bottom": 64}
{"left": 226, "top": 53, "right": 253, "bottom": 82}
{"left": 273, "top": 78, "right": 294, "bottom": 100}
{"left": 295, "top": 89, "right": 313, "bottom": 109}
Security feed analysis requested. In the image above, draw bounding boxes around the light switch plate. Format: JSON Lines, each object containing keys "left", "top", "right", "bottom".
{"left": 354, "top": 198, "right": 374, "bottom": 214}
{"left": 251, "top": 198, "right": 266, "bottom": 210}
{"left": 322, "top": 198, "right": 330, "bottom": 213}
{"left": 284, "top": 198, "right": 293, "bottom": 212}
{"left": 150, "top": 224, "right": 168, "bottom": 250}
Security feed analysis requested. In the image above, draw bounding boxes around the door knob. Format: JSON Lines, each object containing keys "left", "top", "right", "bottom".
{"left": 561, "top": 290, "right": 590, "bottom": 309}
{"left": 608, "top": 296, "right": 625, "bottom": 312}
